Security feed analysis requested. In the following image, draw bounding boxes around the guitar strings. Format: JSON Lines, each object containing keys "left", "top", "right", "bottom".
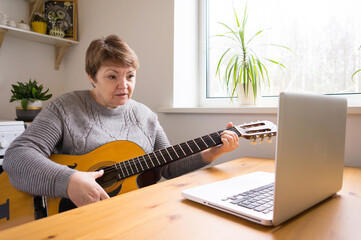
{"left": 99, "top": 137, "right": 212, "bottom": 173}
{"left": 99, "top": 127, "right": 241, "bottom": 174}
{"left": 98, "top": 132, "right": 226, "bottom": 177}
{"left": 98, "top": 127, "right": 248, "bottom": 176}
{"left": 98, "top": 125, "right": 274, "bottom": 179}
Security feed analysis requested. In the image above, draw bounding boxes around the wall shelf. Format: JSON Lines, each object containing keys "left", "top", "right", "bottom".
{"left": 0, "top": 24, "right": 78, "bottom": 70}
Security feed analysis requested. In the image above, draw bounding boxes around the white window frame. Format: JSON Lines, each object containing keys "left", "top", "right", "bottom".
{"left": 198, "top": 0, "right": 242, "bottom": 108}
{"left": 197, "top": 0, "right": 361, "bottom": 108}
{"left": 169, "top": 0, "right": 361, "bottom": 112}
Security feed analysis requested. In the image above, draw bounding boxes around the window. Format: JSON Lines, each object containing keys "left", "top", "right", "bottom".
{"left": 203, "top": 0, "right": 361, "bottom": 103}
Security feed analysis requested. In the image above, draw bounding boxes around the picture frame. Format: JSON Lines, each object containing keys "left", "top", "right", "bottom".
{"left": 44, "top": 0, "right": 78, "bottom": 41}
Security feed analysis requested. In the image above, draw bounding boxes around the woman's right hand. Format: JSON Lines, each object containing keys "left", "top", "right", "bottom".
{"left": 67, "top": 170, "right": 110, "bottom": 207}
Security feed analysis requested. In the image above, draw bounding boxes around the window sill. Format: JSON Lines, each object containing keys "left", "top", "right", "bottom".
{"left": 159, "top": 96, "right": 361, "bottom": 115}
{"left": 158, "top": 105, "right": 361, "bottom": 114}
{"left": 158, "top": 105, "right": 278, "bottom": 114}
{"left": 160, "top": 94, "right": 361, "bottom": 114}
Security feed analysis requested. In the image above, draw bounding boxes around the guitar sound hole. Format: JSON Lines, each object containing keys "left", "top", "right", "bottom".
{"left": 96, "top": 166, "right": 120, "bottom": 189}
{"left": 59, "top": 198, "right": 77, "bottom": 213}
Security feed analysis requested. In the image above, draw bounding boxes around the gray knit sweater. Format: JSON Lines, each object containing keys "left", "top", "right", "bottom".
{"left": 3, "top": 91, "right": 208, "bottom": 198}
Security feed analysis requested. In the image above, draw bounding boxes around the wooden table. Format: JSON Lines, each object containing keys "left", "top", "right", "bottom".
{"left": 0, "top": 157, "right": 361, "bottom": 240}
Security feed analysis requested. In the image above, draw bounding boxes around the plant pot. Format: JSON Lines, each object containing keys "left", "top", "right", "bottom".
{"left": 237, "top": 83, "right": 261, "bottom": 105}
{"left": 32, "top": 21, "right": 47, "bottom": 34}
{"left": 15, "top": 100, "right": 43, "bottom": 122}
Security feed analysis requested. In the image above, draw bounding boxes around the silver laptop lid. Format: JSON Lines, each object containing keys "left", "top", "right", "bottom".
{"left": 273, "top": 92, "right": 347, "bottom": 226}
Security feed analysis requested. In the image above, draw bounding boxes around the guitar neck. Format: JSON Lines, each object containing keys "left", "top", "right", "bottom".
{"left": 111, "top": 126, "right": 241, "bottom": 180}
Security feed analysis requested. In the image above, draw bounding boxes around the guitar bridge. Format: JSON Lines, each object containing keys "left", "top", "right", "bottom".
{"left": 33, "top": 196, "right": 47, "bottom": 220}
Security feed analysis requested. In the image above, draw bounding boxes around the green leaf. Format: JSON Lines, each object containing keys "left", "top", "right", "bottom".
{"left": 265, "top": 58, "right": 286, "bottom": 68}
{"left": 21, "top": 98, "right": 29, "bottom": 110}
{"left": 239, "top": 29, "right": 245, "bottom": 47}
{"left": 241, "top": 4, "right": 248, "bottom": 30}
{"left": 214, "top": 34, "right": 236, "bottom": 41}
{"left": 233, "top": 56, "right": 239, "bottom": 87}
{"left": 266, "top": 43, "right": 297, "bottom": 55}
{"left": 218, "top": 22, "right": 241, "bottom": 43}
{"left": 255, "top": 57, "right": 265, "bottom": 83}
{"left": 260, "top": 62, "right": 270, "bottom": 85}
{"left": 234, "top": 9, "right": 240, "bottom": 28}
{"left": 32, "top": 87, "right": 38, "bottom": 98}
{"left": 247, "top": 29, "right": 267, "bottom": 45}
{"left": 352, "top": 69, "right": 361, "bottom": 82}
{"left": 216, "top": 48, "right": 231, "bottom": 76}
{"left": 225, "top": 55, "right": 236, "bottom": 84}
{"left": 226, "top": 63, "right": 235, "bottom": 89}
{"left": 43, "top": 94, "right": 52, "bottom": 100}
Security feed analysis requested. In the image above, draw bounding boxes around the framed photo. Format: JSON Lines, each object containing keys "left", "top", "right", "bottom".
{"left": 44, "top": 0, "right": 78, "bottom": 41}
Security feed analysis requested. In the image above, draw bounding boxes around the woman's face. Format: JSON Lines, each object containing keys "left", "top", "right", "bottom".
{"left": 88, "top": 65, "right": 136, "bottom": 108}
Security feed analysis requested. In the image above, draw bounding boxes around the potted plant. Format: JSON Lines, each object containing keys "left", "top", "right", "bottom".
{"left": 215, "top": 5, "right": 292, "bottom": 105}
{"left": 32, "top": 12, "right": 48, "bottom": 34}
{"left": 9, "top": 79, "right": 52, "bottom": 121}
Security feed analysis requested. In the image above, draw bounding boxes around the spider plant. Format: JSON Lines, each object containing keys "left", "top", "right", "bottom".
{"left": 215, "top": 4, "right": 292, "bottom": 103}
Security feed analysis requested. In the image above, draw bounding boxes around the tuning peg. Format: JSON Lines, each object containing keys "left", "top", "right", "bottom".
{"left": 266, "top": 136, "right": 272, "bottom": 143}
{"left": 250, "top": 138, "right": 257, "bottom": 145}
{"left": 259, "top": 135, "right": 264, "bottom": 144}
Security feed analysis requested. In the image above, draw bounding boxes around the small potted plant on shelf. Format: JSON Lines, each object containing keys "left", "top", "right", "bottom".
{"left": 9, "top": 79, "right": 52, "bottom": 121}
{"left": 32, "top": 12, "right": 48, "bottom": 34}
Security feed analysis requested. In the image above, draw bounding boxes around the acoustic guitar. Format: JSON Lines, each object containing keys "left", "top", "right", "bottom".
{"left": 0, "top": 120, "right": 276, "bottom": 229}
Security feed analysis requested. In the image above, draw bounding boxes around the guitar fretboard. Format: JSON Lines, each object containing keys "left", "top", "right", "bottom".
{"left": 110, "top": 126, "right": 241, "bottom": 180}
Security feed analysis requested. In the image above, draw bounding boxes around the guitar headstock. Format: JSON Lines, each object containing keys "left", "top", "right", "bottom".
{"left": 234, "top": 120, "right": 277, "bottom": 145}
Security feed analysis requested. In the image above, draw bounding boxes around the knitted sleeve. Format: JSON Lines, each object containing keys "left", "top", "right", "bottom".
{"left": 154, "top": 122, "right": 210, "bottom": 179}
{"left": 3, "top": 103, "right": 76, "bottom": 198}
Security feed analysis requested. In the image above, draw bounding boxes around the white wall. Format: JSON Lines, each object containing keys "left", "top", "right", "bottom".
{"left": 63, "top": 0, "right": 175, "bottom": 109}
{"left": 0, "top": 0, "right": 360, "bottom": 167}
{"left": 0, "top": 0, "right": 67, "bottom": 120}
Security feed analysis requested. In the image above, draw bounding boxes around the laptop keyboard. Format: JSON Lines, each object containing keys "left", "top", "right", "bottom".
{"left": 221, "top": 183, "right": 274, "bottom": 214}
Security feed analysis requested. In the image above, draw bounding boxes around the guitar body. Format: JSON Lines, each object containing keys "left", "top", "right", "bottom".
{"left": 0, "top": 172, "right": 35, "bottom": 230}
{"left": 0, "top": 141, "right": 150, "bottom": 230}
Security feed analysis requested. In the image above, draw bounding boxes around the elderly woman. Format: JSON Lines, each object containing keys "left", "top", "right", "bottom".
{"left": 3, "top": 35, "right": 239, "bottom": 208}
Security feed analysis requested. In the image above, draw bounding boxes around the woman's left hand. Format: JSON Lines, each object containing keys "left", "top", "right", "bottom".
{"left": 201, "top": 122, "right": 239, "bottom": 163}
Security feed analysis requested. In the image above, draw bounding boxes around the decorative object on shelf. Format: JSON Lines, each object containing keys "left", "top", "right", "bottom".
{"left": 31, "top": 13, "right": 48, "bottom": 34}
{"left": 49, "top": 25, "right": 65, "bottom": 38}
{"left": 7, "top": 20, "right": 16, "bottom": 28}
{"left": 215, "top": 4, "right": 293, "bottom": 105}
{"left": 9, "top": 79, "right": 52, "bottom": 121}
{"left": 44, "top": 0, "right": 78, "bottom": 41}
{"left": 16, "top": 21, "right": 30, "bottom": 31}
{"left": 48, "top": 15, "right": 65, "bottom": 38}
{"left": 0, "top": 11, "right": 9, "bottom": 26}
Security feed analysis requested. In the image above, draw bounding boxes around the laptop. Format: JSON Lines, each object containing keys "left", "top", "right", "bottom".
{"left": 182, "top": 92, "right": 347, "bottom": 226}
